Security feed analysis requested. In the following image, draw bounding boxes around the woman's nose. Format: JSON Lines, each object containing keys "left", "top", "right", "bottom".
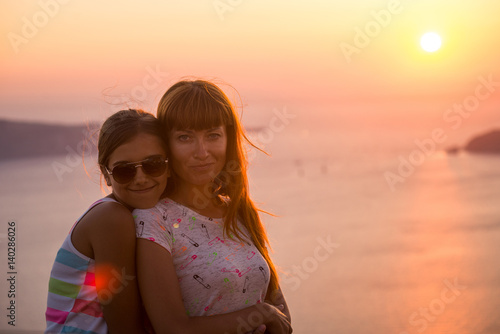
{"left": 194, "top": 139, "right": 209, "bottom": 159}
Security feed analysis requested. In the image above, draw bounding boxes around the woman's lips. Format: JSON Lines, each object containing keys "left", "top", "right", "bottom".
{"left": 190, "top": 163, "right": 214, "bottom": 172}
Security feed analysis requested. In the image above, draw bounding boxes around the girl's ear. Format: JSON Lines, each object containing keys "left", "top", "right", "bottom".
{"left": 100, "top": 166, "right": 112, "bottom": 186}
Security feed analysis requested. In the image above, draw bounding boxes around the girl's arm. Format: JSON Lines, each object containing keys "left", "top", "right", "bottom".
{"left": 86, "top": 203, "right": 149, "bottom": 334}
{"left": 136, "top": 239, "right": 292, "bottom": 334}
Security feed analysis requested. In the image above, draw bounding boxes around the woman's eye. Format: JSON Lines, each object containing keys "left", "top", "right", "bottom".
{"left": 178, "top": 134, "right": 190, "bottom": 141}
{"left": 208, "top": 133, "right": 221, "bottom": 140}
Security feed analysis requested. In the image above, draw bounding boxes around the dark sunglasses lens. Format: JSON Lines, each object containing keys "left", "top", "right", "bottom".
{"left": 112, "top": 165, "right": 136, "bottom": 183}
{"left": 110, "top": 158, "right": 166, "bottom": 183}
{"left": 142, "top": 158, "right": 167, "bottom": 176}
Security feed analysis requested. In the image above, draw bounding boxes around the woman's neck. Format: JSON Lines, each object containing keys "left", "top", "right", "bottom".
{"left": 170, "top": 184, "right": 226, "bottom": 219}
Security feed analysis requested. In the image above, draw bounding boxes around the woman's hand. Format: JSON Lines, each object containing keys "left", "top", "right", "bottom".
{"left": 247, "top": 324, "right": 267, "bottom": 334}
{"left": 137, "top": 235, "right": 292, "bottom": 334}
{"left": 256, "top": 303, "right": 292, "bottom": 334}
{"left": 245, "top": 302, "right": 292, "bottom": 334}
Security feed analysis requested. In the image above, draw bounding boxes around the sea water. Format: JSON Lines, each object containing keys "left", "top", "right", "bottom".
{"left": 1, "top": 128, "right": 499, "bottom": 333}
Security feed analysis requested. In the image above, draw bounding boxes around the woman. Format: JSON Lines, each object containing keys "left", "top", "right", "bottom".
{"left": 45, "top": 109, "right": 168, "bottom": 333}
{"left": 133, "top": 80, "right": 292, "bottom": 333}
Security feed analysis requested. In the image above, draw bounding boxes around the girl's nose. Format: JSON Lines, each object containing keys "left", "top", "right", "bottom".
{"left": 132, "top": 165, "right": 148, "bottom": 183}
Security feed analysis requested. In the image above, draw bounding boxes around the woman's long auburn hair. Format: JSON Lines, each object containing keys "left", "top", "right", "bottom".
{"left": 157, "top": 80, "right": 279, "bottom": 295}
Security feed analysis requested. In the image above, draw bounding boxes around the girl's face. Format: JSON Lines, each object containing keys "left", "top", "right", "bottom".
{"left": 168, "top": 126, "right": 227, "bottom": 189}
{"left": 106, "top": 133, "right": 168, "bottom": 210}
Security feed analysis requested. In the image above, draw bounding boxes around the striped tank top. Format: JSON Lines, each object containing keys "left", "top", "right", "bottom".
{"left": 45, "top": 197, "right": 118, "bottom": 334}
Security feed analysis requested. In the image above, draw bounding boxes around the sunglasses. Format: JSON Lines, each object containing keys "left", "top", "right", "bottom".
{"left": 104, "top": 156, "right": 168, "bottom": 184}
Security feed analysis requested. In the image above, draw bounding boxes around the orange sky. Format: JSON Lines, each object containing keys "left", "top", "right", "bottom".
{"left": 1, "top": 0, "right": 499, "bottom": 133}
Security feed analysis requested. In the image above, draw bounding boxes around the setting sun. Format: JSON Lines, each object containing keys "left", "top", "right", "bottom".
{"left": 420, "top": 32, "right": 442, "bottom": 52}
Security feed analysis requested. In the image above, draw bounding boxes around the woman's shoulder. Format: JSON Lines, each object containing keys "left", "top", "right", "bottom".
{"left": 132, "top": 197, "right": 177, "bottom": 218}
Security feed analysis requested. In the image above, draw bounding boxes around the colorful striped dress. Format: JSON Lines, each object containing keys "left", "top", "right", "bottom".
{"left": 45, "top": 198, "right": 117, "bottom": 334}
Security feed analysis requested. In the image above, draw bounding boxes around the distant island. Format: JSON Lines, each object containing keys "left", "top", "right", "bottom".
{"left": 0, "top": 119, "right": 100, "bottom": 161}
{"left": 447, "top": 129, "right": 500, "bottom": 154}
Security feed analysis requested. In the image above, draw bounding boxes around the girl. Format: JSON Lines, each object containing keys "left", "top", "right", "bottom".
{"left": 134, "top": 80, "right": 292, "bottom": 333}
{"left": 45, "top": 109, "right": 169, "bottom": 333}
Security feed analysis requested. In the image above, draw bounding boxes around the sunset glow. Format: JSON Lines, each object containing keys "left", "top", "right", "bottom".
{"left": 0, "top": 0, "right": 499, "bottom": 132}
{"left": 420, "top": 32, "right": 442, "bottom": 52}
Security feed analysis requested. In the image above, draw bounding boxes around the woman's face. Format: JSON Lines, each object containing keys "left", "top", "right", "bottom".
{"left": 106, "top": 133, "right": 168, "bottom": 210}
{"left": 168, "top": 126, "right": 227, "bottom": 189}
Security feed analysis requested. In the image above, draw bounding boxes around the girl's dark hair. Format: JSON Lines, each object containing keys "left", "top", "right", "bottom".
{"left": 98, "top": 109, "right": 166, "bottom": 171}
{"left": 157, "top": 80, "right": 279, "bottom": 295}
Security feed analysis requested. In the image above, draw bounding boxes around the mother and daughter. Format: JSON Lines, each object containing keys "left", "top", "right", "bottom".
{"left": 45, "top": 80, "right": 292, "bottom": 334}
